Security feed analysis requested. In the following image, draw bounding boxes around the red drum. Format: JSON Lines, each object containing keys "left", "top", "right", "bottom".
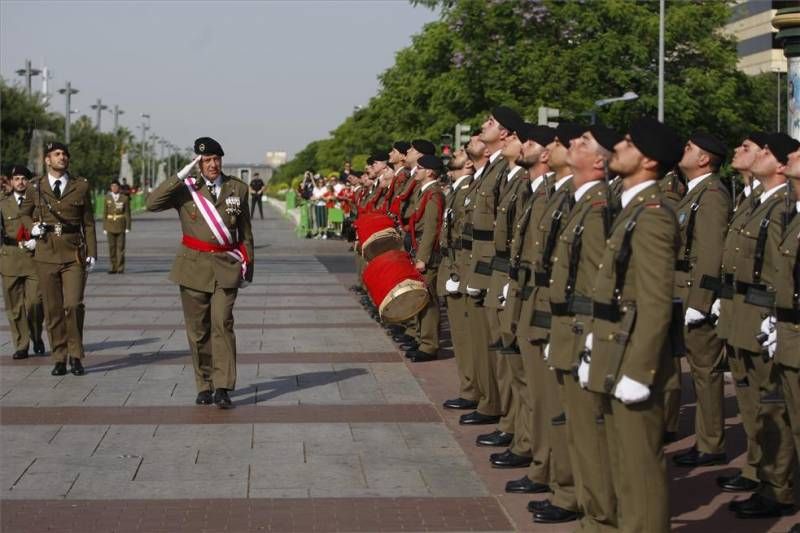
{"left": 356, "top": 212, "right": 402, "bottom": 261}
{"left": 362, "top": 249, "right": 429, "bottom": 323}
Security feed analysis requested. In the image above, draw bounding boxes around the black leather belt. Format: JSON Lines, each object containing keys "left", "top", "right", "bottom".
{"left": 551, "top": 295, "right": 592, "bottom": 317}
{"left": 475, "top": 260, "right": 493, "bottom": 275}
{"left": 461, "top": 239, "right": 472, "bottom": 250}
{"left": 490, "top": 255, "right": 510, "bottom": 273}
{"left": 472, "top": 229, "right": 494, "bottom": 241}
{"left": 521, "top": 286, "right": 534, "bottom": 300}
{"left": 777, "top": 307, "right": 800, "bottom": 324}
{"left": 495, "top": 250, "right": 510, "bottom": 259}
{"left": 43, "top": 223, "right": 80, "bottom": 234}
{"left": 531, "top": 311, "right": 551, "bottom": 329}
{"left": 736, "top": 281, "right": 766, "bottom": 295}
{"left": 593, "top": 301, "right": 622, "bottom": 323}
{"left": 534, "top": 271, "right": 550, "bottom": 287}
{"left": 675, "top": 259, "right": 691, "bottom": 273}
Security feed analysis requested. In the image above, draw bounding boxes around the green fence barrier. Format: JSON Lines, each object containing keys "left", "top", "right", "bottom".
{"left": 328, "top": 207, "right": 344, "bottom": 224}
{"left": 285, "top": 190, "right": 296, "bottom": 210}
{"left": 297, "top": 202, "right": 310, "bottom": 237}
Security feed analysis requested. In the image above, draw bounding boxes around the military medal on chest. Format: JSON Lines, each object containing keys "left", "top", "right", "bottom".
{"left": 225, "top": 195, "right": 241, "bottom": 216}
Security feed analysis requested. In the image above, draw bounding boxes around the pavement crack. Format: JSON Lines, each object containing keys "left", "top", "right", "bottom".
{"left": 194, "top": 449, "right": 200, "bottom": 464}
{"left": 10, "top": 458, "right": 36, "bottom": 489}
{"left": 152, "top": 424, "right": 159, "bottom": 438}
{"left": 47, "top": 426, "right": 63, "bottom": 444}
{"left": 81, "top": 384, "right": 97, "bottom": 403}
{"left": 122, "top": 391, "right": 133, "bottom": 407}
{"left": 64, "top": 472, "right": 80, "bottom": 498}
{"left": 90, "top": 425, "right": 111, "bottom": 457}
{"left": 246, "top": 464, "right": 252, "bottom": 498}
{"left": 169, "top": 383, "right": 178, "bottom": 398}
{"left": 131, "top": 456, "right": 144, "bottom": 481}
{"left": 250, "top": 424, "right": 255, "bottom": 450}
{"left": 302, "top": 441, "right": 307, "bottom": 464}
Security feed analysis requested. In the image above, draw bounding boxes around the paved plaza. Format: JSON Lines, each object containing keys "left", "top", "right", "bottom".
{"left": 0, "top": 203, "right": 796, "bottom": 532}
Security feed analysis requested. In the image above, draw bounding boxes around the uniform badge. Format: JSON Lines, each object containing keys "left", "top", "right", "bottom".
{"left": 115, "top": 202, "right": 124, "bottom": 210}
{"left": 464, "top": 197, "right": 471, "bottom": 206}
{"left": 678, "top": 212, "right": 687, "bottom": 225}
{"left": 225, "top": 196, "right": 241, "bottom": 215}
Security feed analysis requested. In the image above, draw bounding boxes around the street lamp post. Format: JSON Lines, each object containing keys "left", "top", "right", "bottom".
{"left": 140, "top": 113, "right": 151, "bottom": 187}
{"left": 658, "top": 0, "right": 665, "bottom": 122}
{"left": 15, "top": 59, "right": 42, "bottom": 97}
{"left": 149, "top": 134, "right": 159, "bottom": 187}
{"left": 112, "top": 105, "right": 125, "bottom": 132}
{"left": 57, "top": 82, "right": 79, "bottom": 143}
{"left": 90, "top": 98, "right": 108, "bottom": 130}
{"left": 590, "top": 91, "right": 639, "bottom": 124}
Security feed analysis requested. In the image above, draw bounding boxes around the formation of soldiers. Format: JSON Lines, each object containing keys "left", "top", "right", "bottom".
{"left": 346, "top": 108, "right": 800, "bottom": 530}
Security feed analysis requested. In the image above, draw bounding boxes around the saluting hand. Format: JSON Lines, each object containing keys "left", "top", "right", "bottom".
{"left": 177, "top": 155, "right": 203, "bottom": 181}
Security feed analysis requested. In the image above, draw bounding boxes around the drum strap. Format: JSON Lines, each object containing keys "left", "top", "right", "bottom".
{"left": 409, "top": 188, "right": 444, "bottom": 253}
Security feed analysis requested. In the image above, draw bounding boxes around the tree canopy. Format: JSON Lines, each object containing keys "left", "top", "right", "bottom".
{"left": 272, "top": 0, "right": 781, "bottom": 186}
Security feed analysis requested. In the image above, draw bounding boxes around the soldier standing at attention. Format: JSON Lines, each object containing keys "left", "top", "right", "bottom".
{"left": 20, "top": 142, "right": 97, "bottom": 377}
{"left": 582, "top": 118, "right": 683, "bottom": 533}
{"left": 249, "top": 173, "right": 265, "bottom": 220}
{"left": 146, "top": 137, "right": 254, "bottom": 409}
{"left": 103, "top": 180, "right": 131, "bottom": 274}
{"left": 1, "top": 166, "right": 45, "bottom": 359}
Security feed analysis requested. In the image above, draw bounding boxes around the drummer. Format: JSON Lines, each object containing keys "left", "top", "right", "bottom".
{"left": 406, "top": 154, "right": 446, "bottom": 362}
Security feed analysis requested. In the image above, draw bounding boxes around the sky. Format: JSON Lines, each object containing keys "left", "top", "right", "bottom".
{"left": 0, "top": 0, "right": 439, "bottom": 163}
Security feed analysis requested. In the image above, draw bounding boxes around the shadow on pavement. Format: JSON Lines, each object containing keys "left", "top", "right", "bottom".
{"left": 230, "top": 368, "right": 369, "bottom": 405}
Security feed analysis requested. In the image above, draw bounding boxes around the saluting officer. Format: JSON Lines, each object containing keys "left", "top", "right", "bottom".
{"left": 146, "top": 137, "right": 254, "bottom": 409}
{"left": 103, "top": 180, "right": 132, "bottom": 274}
{"left": 1, "top": 166, "right": 45, "bottom": 359}
{"left": 725, "top": 133, "right": 797, "bottom": 519}
{"left": 582, "top": 117, "right": 683, "bottom": 533}
{"left": 20, "top": 142, "right": 97, "bottom": 377}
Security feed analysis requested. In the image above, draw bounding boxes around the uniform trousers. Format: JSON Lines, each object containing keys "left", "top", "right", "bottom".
{"left": 446, "top": 294, "right": 478, "bottom": 402}
{"left": 465, "top": 296, "right": 500, "bottom": 416}
{"left": 107, "top": 231, "right": 126, "bottom": 273}
{"left": 36, "top": 260, "right": 86, "bottom": 362}
{"left": 2, "top": 273, "right": 43, "bottom": 351}
{"left": 179, "top": 284, "right": 238, "bottom": 392}
{"left": 685, "top": 323, "right": 726, "bottom": 453}
{"left": 488, "top": 308, "right": 516, "bottom": 434}
{"left": 520, "top": 341, "right": 553, "bottom": 486}
{"left": 416, "top": 268, "right": 439, "bottom": 354}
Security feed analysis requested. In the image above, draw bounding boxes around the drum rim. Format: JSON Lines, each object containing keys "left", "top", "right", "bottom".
{"left": 361, "top": 228, "right": 402, "bottom": 257}
{"left": 378, "top": 279, "right": 429, "bottom": 323}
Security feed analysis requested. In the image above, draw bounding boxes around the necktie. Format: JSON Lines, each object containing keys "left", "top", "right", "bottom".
{"left": 53, "top": 180, "right": 62, "bottom": 199}
{"left": 208, "top": 183, "right": 217, "bottom": 202}
{"left": 17, "top": 196, "right": 23, "bottom": 208}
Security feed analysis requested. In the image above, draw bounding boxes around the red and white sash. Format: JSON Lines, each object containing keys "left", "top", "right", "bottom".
{"left": 183, "top": 177, "right": 248, "bottom": 278}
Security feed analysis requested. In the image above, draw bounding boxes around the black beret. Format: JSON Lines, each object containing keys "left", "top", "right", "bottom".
{"left": 371, "top": 151, "right": 390, "bottom": 162}
{"left": 746, "top": 131, "right": 769, "bottom": 148}
{"left": 765, "top": 132, "right": 800, "bottom": 165}
{"left": 110, "top": 179, "right": 120, "bottom": 186}
{"left": 392, "top": 141, "right": 410, "bottom": 155}
{"left": 45, "top": 142, "right": 69, "bottom": 157}
{"left": 471, "top": 128, "right": 483, "bottom": 137}
{"left": 491, "top": 106, "right": 524, "bottom": 133}
{"left": 366, "top": 156, "right": 375, "bottom": 166}
{"left": 351, "top": 170, "right": 364, "bottom": 177}
{"left": 690, "top": 132, "right": 727, "bottom": 159}
{"left": 194, "top": 137, "right": 224, "bottom": 157}
{"left": 9, "top": 165, "right": 32, "bottom": 179}
{"left": 417, "top": 154, "right": 444, "bottom": 173}
{"left": 411, "top": 139, "right": 436, "bottom": 155}
{"left": 554, "top": 122, "right": 585, "bottom": 147}
{"left": 589, "top": 125, "right": 623, "bottom": 152}
{"left": 629, "top": 117, "right": 683, "bottom": 167}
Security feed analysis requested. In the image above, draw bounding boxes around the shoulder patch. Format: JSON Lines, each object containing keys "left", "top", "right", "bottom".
{"left": 645, "top": 202, "right": 661, "bottom": 208}
{"left": 591, "top": 200, "right": 607, "bottom": 207}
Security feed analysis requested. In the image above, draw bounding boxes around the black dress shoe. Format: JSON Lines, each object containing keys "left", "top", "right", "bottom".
{"left": 499, "top": 344, "right": 521, "bottom": 355}
{"left": 533, "top": 501, "right": 580, "bottom": 524}
{"left": 442, "top": 397, "right": 478, "bottom": 410}
{"left": 490, "top": 449, "right": 533, "bottom": 468}
{"left": 195, "top": 390, "right": 213, "bottom": 405}
{"left": 12, "top": 349, "right": 28, "bottom": 360}
{"left": 107, "top": 270, "right": 117, "bottom": 274}
{"left": 731, "top": 493, "right": 794, "bottom": 518}
{"left": 459, "top": 411, "right": 501, "bottom": 425}
{"left": 213, "top": 388, "right": 234, "bottom": 409}
{"left": 69, "top": 358, "right": 85, "bottom": 376}
{"left": 506, "top": 476, "right": 549, "bottom": 494}
{"left": 393, "top": 334, "right": 415, "bottom": 344}
{"left": 717, "top": 472, "right": 759, "bottom": 492}
{"left": 527, "top": 499, "right": 551, "bottom": 513}
{"left": 663, "top": 431, "right": 679, "bottom": 444}
{"left": 476, "top": 430, "right": 513, "bottom": 447}
{"left": 51, "top": 362, "right": 67, "bottom": 376}
{"left": 408, "top": 350, "right": 437, "bottom": 363}
{"left": 488, "top": 340, "right": 504, "bottom": 350}
{"left": 33, "top": 340, "right": 45, "bottom": 355}
{"left": 672, "top": 447, "right": 727, "bottom": 467}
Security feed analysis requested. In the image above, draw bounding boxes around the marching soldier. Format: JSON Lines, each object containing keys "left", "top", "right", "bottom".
{"left": 1, "top": 166, "right": 45, "bottom": 359}
{"left": 547, "top": 125, "right": 619, "bottom": 529}
{"left": 725, "top": 133, "right": 796, "bottom": 519}
{"left": 671, "top": 134, "right": 732, "bottom": 468}
{"left": 103, "top": 180, "right": 132, "bottom": 274}
{"left": 20, "top": 142, "right": 97, "bottom": 377}
{"left": 439, "top": 148, "right": 478, "bottom": 408}
{"left": 406, "top": 155, "right": 445, "bottom": 362}
{"left": 146, "top": 137, "right": 254, "bottom": 409}
{"left": 582, "top": 117, "right": 683, "bottom": 533}
{"left": 388, "top": 141, "right": 412, "bottom": 206}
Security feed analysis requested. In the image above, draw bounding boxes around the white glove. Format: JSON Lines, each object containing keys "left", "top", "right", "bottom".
{"left": 31, "top": 223, "right": 44, "bottom": 237}
{"left": 578, "top": 358, "right": 590, "bottom": 389}
{"left": 584, "top": 332, "right": 593, "bottom": 352}
{"left": 23, "top": 239, "right": 36, "bottom": 251}
{"left": 760, "top": 316, "right": 776, "bottom": 358}
{"left": 445, "top": 278, "right": 460, "bottom": 294}
{"left": 85, "top": 256, "right": 96, "bottom": 272}
{"left": 177, "top": 155, "right": 202, "bottom": 180}
{"left": 711, "top": 298, "right": 721, "bottom": 318}
{"left": 466, "top": 285, "right": 481, "bottom": 297}
{"left": 613, "top": 374, "right": 651, "bottom": 405}
{"left": 103, "top": 230, "right": 107, "bottom": 235}
{"left": 499, "top": 283, "right": 509, "bottom": 307}
{"left": 125, "top": 229, "right": 130, "bottom": 234}
{"left": 684, "top": 307, "right": 706, "bottom": 326}
{"left": 543, "top": 343, "right": 550, "bottom": 361}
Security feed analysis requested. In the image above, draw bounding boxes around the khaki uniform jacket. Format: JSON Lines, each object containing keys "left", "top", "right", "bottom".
{"left": 436, "top": 175, "right": 473, "bottom": 297}
{"left": 146, "top": 174, "right": 254, "bottom": 292}
{"left": 726, "top": 186, "right": 790, "bottom": 353}
{"left": 659, "top": 172, "right": 686, "bottom": 207}
{"left": 588, "top": 183, "right": 680, "bottom": 393}
{"left": 410, "top": 181, "right": 444, "bottom": 266}
{"left": 398, "top": 170, "right": 419, "bottom": 224}
{"left": 674, "top": 175, "right": 731, "bottom": 313}
{"left": 0, "top": 194, "right": 37, "bottom": 277}
{"left": 102, "top": 192, "right": 132, "bottom": 234}
{"left": 774, "top": 210, "right": 800, "bottom": 368}
{"left": 19, "top": 175, "right": 98, "bottom": 264}
{"left": 548, "top": 182, "right": 608, "bottom": 372}
{"left": 461, "top": 154, "right": 509, "bottom": 289}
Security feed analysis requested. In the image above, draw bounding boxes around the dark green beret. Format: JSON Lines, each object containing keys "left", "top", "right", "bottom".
{"left": 45, "top": 142, "right": 69, "bottom": 157}
{"left": 690, "top": 132, "right": 727, "bottom": 159}
{"left": 10, "top": 165, "right": 33, "bottom": 179}
{"left": 417, "top": 154, "right": 443, "bottom": 173}
{"left": 765, "top": 132, "right": 800, "bottom": 164}
{"left": 392, "top": 141, "right": 411, "bottom": 155}
{"left": 491, "top": 106, "right": 523, "bottom": 133}
{"left": 411, "top": 139, "right": 436, "bottom": 155}
{"left": 554, "top": 122, "right": 585, "bottom": 147}
{"left": 589, "top": 124, "right": 623, "bottom": 152}
{"left": 371, "top": 151, "right": 390, "bottom": 162}
{"left": 629, "top": 117, "right": 683, "bottom": 167}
